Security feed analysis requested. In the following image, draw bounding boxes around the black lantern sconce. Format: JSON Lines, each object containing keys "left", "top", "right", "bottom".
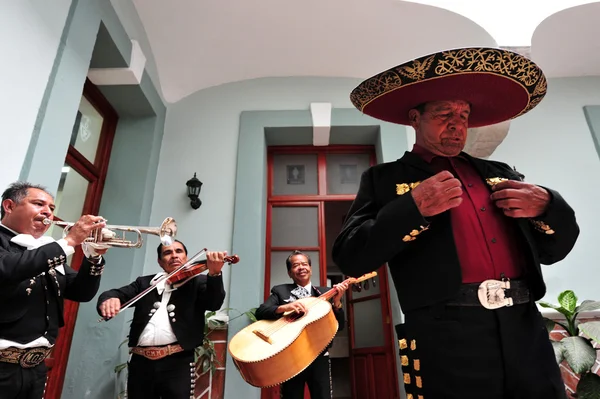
{"left": 186, "top": 173, "right": 203, "bottom": 210}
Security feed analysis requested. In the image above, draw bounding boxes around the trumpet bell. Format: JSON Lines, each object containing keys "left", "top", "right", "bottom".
{"left": 158, "top": 217, "right": 177, "bottom": 246}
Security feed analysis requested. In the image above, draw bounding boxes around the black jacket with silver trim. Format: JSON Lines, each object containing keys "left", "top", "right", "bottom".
{"left": 0, "top": 225, "right": 105, "bottom": 344}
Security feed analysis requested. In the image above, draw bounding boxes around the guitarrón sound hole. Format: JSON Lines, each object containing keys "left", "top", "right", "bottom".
{"left": 286, "top": 311, "right": 305, "bottom": 321}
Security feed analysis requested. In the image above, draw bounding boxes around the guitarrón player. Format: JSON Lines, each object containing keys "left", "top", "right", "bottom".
{"left": 255, "top": 250, "right": 349, "bottom": 399}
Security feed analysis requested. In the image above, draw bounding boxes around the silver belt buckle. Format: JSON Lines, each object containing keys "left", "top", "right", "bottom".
{"left": 478, "top": 279, "right": 513, "bottom": 310}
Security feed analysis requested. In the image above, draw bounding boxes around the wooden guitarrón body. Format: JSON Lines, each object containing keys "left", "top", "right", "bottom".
{"left": 228, "top": 297, "right": 339, "bottom": 388}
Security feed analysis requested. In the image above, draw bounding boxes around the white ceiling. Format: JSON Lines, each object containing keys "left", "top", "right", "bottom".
{"left": 531, "top": 2, "right": 600, "bottom": 77}
{"left": 122, "top": 0, "right": 600, "bottom": 103}
{"left": 129, "top": 0, "right": 496, "bottom": 103}
{"left": 405, "top": 0, "right": 598, "bottom": 46}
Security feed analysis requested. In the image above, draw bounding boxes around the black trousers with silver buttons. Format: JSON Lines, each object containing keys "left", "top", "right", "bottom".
{"left": 397, "top": 301, "right": 567, "bottom": 399}
{"left": 127, "top": 350, "right": 195, "bottom": 399}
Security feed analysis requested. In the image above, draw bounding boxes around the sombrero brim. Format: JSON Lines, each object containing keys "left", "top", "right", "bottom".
{"left": 351, "top": 47, "right": 547, "bottom": 128}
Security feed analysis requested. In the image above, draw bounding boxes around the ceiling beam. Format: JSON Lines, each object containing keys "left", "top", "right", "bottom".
{"left": 87, "top": 40, "right": 146, "bottom": 86}
{"left": 310, "top": 103, "right": 332, "bottom": 146}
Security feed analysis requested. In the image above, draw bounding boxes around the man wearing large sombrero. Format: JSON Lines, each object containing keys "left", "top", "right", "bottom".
{"left": 333, "top": 47, "right": 579, "bottom": 399}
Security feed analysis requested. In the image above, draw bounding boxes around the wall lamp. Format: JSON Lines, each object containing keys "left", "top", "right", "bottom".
{"left": 186, "top": 173, "right": 203, "bottom": 210}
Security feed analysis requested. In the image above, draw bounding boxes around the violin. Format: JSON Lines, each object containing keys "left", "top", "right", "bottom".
{"left": 167, "top": 255, "right": 239, "bottom": 285}
{"left": 98, "top": 249, "right": 240, "bottom": 322}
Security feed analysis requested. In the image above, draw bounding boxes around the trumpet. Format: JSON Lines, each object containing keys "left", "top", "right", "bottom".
{"left": 42, "top": 217, "right": 177, "bottom": 249}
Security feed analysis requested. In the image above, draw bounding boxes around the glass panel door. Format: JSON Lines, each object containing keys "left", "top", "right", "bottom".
{"left": 326, "top": 153, "right": 371, "bottom": 195}
{"left": 70, "top": 96, "right": 104, "bottom": 163}
{"left": 263, "top": 146, "right": 398, "bottom": 399}
{"left": 272, "top": 154, "right": 318, "bottom": 195}
{"left": 267, "top": 204, "right": 322, "bottom": 292}
{"left": 271, "top": 206, "right": 319, "bottom": 248}
{"left": 47, "top": 164, "right": 92, "bottom": 264}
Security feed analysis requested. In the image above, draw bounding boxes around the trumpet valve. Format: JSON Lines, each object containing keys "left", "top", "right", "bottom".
{"left": 100, "top": 228, "right": 117, "bottom": 240}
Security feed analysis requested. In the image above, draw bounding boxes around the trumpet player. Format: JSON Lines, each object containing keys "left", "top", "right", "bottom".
{"left": 0, "top": 181, "right": 110, "bottom": 399}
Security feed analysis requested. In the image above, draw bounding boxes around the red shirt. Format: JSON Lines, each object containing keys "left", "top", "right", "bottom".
{"left": 412, "top": 144, "right": 524, "bottom": 283}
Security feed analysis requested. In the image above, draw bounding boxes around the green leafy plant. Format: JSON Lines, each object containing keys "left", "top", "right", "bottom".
{"left": 538, "top": 290, "right": 600, "bottom": 398}
{"left": 115, "top": 319, "right": 133, "bottom": 399}
{"left": 196, "top": 307, "right": 257, "bottom": 375}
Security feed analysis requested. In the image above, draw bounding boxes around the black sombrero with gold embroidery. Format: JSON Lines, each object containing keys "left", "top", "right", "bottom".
{"left": 351, "top": 47, "right": 547, "bottom": 128}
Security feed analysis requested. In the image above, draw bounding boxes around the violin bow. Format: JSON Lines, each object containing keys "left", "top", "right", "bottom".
{"left": 98, "top": 248, "right": 209, "bottom": 322}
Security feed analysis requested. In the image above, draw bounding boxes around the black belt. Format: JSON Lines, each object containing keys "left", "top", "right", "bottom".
{"left": 446, "top": 279, "right": 531, "bottom": 308}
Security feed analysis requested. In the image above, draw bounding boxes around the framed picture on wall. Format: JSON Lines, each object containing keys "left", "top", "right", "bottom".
{"left": 286, "top": 165, "right": 305, "bottom": 185}
{"left": 340, "top": 164, "right": 357, "bottom": 184}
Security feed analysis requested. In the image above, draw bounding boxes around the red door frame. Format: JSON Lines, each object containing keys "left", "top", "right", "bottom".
{"left": 44, "top": 79, "right": 118, "bottom": 399}
{"left": 261, "top": 146, "right": 398, "bottom": 399}
{"left": 347, "top": 265, "right": 398, "bottom": 399}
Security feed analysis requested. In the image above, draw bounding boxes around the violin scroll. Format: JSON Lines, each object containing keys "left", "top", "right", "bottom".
{"left": 225, "top": 254, "right": 240, "bottom": 264}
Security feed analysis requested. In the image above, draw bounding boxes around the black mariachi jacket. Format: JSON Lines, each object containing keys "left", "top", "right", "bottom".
{"left": 0, "top": 225, "right": 105, "bottom": 344}
{"left": 256, "top": 283, "right": 345, "bottom": 332}
{"left": 97, "top": 273, "right": 225, "bottom": 351}
{"left": 332, "top": 151, "right": 580, "bottom": 313}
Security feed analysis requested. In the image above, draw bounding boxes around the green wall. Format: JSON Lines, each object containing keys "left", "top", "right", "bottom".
{"left": 584, "top": 105, "right": 600, "bottom": 161}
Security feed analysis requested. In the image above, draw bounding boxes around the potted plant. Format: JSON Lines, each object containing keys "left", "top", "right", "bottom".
{"left": 196, "top": 307, "right": 257, "bottom": 375}
{"left": 539, "top": 290, "right": 600, "bottom": 398}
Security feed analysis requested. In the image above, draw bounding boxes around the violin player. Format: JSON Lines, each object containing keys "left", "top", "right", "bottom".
{"left": 97, "top": 240, "right": 226, "bottom": 399}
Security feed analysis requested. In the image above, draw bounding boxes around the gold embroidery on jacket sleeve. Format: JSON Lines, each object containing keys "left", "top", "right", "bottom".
{"left": 530, "top": 220, "right": 555, "bottom": 235}
{"left": 485, "top": 177, "right": 554, "bottom": 234}
{"left": 396, "top": 182, "right": 421, "bottom": 195}
{"left": 402, "top": 225, "right": 430, "bottom": 242}
{"left": 486, "top": 177, "right": 508, "bottom": 187}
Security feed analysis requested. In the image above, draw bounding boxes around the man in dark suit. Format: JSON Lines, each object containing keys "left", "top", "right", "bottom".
{"left": 332, "top": 47, "right": 579, "bottom": 399}
{"left": 256, "top": 250, "right": 349, "bottom": 399}
{"left": 0, "top": 181, "right": 109, "bottom": 399}
{"left": 97, "top": 240, "right": 227, "bottom": 399}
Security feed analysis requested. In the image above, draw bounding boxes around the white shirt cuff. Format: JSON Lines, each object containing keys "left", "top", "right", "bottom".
{"left": 81, "top": 243, "right": 103, "bottom": 263}
{"left": 56, "top": 239, "right": 75, "bottom": 257}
